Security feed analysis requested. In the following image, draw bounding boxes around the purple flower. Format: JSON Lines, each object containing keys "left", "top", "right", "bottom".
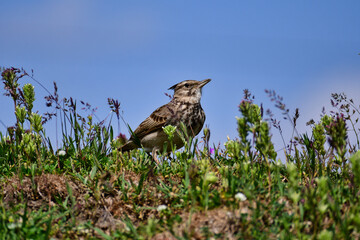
{"left": 209, "top": 148, "right": 215, "bottom": 155}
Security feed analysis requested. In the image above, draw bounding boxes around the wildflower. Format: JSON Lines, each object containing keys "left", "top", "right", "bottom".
{"left": 58, "top": 150, "right": 66, "bottom": 156}
{"left": 157, "top": 205, "right": 167, "bottom": 211}
{"left": 117, "top": 133, "right": 127, "bottom": 145}
{"left": 235, "top": 192, "right": 247, "bottom": 201}
{"left": 209, "top": 148, "right": 215, "bottom": 155}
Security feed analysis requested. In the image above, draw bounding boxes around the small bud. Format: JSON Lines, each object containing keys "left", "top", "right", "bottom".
{"left": 29, "top": 113, "right": 43, "bottom": 133}
{"left": 163, "top": 125, "right": 177, "bottom": 140}
{"left": 318, "top": 202, "right": 328, "bottom": 214}
{"left": 203, "top": 126, "right": 210, "bottom": 143}
{"left": 15, "top": 106, "right": 27, "bottom": 124}
{"left": 290, "top": 191, "right": 301, "bottom": 204}
{"left": 204, "top": 172, "right": 218, "bottom": 184}
{"left": 318, "top": 229, "right": 333, "bottom": 240}
{"left": 23, "top": 83, "right": 35, "bottom": 113}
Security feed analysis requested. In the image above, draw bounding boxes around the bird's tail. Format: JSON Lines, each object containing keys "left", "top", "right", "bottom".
{"left": 119, "top": 140, "right": 138, "bottom": 152}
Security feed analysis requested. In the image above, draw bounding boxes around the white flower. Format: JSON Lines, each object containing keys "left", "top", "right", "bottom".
{"left": 157, "top": 205, "right": 167, "bottom": 211}
{"left": 235, "top": 192, "right": 247, "bottom": 201}
{"left": 58, "top": 150, "right": 66, "bottom": 156}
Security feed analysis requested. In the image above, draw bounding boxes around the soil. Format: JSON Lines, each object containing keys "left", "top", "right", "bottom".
{"left": 1, "top": 173, "right": 250, "bottom": 239}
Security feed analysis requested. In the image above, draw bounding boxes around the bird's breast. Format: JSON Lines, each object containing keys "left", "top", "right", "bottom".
{"left": 170, "top": 102, "right": 205, "bottom": 136}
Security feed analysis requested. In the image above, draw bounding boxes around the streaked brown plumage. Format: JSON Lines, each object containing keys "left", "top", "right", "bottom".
{"left": 121, "top": 79, "right": 211, "bottom": 158}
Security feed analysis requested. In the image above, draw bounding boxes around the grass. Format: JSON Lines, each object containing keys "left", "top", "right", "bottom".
{"left": 1, "top": 67, "right": 360, "bottom": 239}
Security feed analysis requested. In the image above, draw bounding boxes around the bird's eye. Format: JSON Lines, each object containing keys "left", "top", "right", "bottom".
{"left": 184, "top": 83, "right": 189, "bottom": 88}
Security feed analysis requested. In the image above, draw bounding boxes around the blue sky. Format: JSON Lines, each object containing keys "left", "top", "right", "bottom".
{"left": 1, "top": 1, "right": 360, "bottom": 154}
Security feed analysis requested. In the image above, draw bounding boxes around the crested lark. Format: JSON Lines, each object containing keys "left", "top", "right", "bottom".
{"left": 121, "top": 79, "right": 211, "bottom": 160}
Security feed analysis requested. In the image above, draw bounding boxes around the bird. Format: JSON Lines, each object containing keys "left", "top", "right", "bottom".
{"left": 120, "top": 79, "right": 211, "bottom": 162}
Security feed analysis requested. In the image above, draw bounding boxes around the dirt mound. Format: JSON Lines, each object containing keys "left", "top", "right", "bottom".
{"left": 1, "top": 173, "right": 249, "bottom": 238}
{"left": 2, "top": 174, "right": 82, "bottom": 208}
{"left": 1, "top": 173, "right": 125, "bottom": 235}
{"left": 153, "top": 207, "right": 251, "bottom": 240}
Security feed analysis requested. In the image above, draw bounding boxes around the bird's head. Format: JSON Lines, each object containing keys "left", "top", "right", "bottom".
{"left": 168, "top": 79, "right": 211, "bottom": 103}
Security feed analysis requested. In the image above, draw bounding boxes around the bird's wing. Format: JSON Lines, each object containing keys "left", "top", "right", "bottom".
{"left": 132, "top": 103, "right": 174, "bottom": 139}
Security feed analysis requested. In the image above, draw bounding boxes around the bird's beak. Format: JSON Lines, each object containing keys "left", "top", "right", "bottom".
{"left": 199, "top": 79, "right": 211, "bottom": 88}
